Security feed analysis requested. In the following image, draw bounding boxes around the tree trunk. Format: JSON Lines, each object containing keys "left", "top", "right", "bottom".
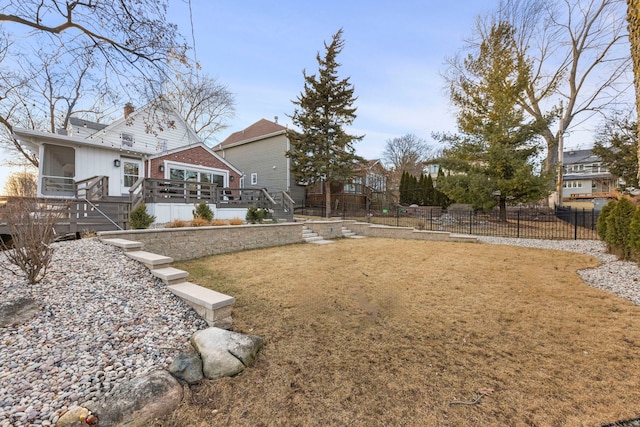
{"left": 628, "top": 0, "right": 640, "bottom": 181}
{"left": 324, "top": 180, "right": 331, "bottom": 218}
{"left": 499, "top": 197, "right": 507, "bottom": 222}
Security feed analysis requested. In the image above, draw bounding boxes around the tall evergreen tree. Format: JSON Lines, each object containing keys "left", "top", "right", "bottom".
{"left": 437, "top": 22, "right": 549, "bottom": 220}
{"left": 425, "top": 174, "right": 435, "bottom": 206}
{"left": 286, "top": 29, "right": 364, "bottom": 217}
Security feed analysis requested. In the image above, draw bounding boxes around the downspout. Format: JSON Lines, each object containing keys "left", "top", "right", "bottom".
{"left": 286, "top": 139, "right": 291, "bottom": 192}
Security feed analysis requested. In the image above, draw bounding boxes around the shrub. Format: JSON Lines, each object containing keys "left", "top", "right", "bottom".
{"left": 190, "top": 217, "right": 211, "bottom": 227}
{"left": 629, "top": 205, "right": 640, "bottom": 261}
{"left": 597, "top": 200, "right": 616, "bottom": 243}
{"left": 211, "top": 219, "right": 230, "bottom": 226}
{"left": 165, "top": 219, "right": 188, "bottom": 228}
{"left": 129, "top": 203, "right": 156, "bottom": 229}
{"left": 193, "top": 201, "right": 214, "bottom": 222}
{"left": 605, "top": 197, "right": 636, "bottom": 260}
{"left": 246, "top": 206, "right": 266, "bottom": 224}
{"left": 0, "top": 198, "right": 62, "bottom": 284}
{"left": 229, "top": 218, "right": 244, "bottom": 225}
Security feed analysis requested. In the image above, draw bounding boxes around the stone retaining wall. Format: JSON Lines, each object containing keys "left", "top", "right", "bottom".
{"left": 343, "top": 220, "right": 476, "bottom": 243}
{"left": 98, "top": 223, "right": 304, "bottom": 261}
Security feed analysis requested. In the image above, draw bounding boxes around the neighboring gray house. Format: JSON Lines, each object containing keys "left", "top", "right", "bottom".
{"left": 561, "top": 149, "right": 620, "bottom": 204}
{"left": 213, "top": 118, "right": 307, "bottom": 205}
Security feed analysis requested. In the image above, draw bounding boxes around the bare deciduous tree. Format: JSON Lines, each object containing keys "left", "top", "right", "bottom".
{"left": 165, "top": 72, "right": 236, "bottom": 145}
{"left": 0, "top": 0, "right": 188, "bottom": 166}
{"left": 382, "top": 133, "right": 433, "bottom": 177}
{"left": 4, "top": 170, "right": 37, "bottom": 197}
{"left": 446, "top": 0, "right": 631, "bottom": 174}
{"left": 627, "top": 0, "right": 640, "bottom": 180}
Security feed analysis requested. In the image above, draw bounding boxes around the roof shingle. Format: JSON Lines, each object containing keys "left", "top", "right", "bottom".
{"left": 218, "top": 119, "right": 286, "bottom": 148}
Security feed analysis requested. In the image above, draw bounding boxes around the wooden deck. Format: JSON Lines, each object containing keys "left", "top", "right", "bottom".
{"left": 1, "top": 177, "right": 295, "bottom": 237}
{"left": 0, "top": 197, "right": 130, "bottom": 237}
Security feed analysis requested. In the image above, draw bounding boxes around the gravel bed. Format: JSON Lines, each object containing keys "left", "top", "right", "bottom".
{"left": 0, "top": 238, "right": 207, "bottom": 426}
{"left": 1, "top": 236, "right": 639, "bottom": 426}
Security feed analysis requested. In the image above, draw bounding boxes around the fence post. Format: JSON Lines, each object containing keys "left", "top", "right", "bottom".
{"left": 574, "top": 209, "right": 579, "bottom": 240}
{"left": 517, "top": 210, "right": 520, "bottom": 238}
{"left": 430, "top": 208, "right": 433, "bottom": 231}
{"left": 396, "top": 206, "right": 399, "bottom": 227}
{"left": 469, "top": 211, "right": 472, "bottom": 235}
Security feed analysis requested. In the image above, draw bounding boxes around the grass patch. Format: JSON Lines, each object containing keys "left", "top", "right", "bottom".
{"left": 164, "top": 238, "right": 640, "bottom": 426}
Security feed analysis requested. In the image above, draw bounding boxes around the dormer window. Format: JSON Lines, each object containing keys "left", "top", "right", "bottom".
{"left": 121, "top": 132, "right": 134, "bottom": 147}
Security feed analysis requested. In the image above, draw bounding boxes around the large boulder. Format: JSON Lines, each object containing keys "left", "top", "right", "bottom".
{"left": 0, "top": 297, "right": 39, "bottom": 327}
{"left": 86, "top": 370, "right": 182, "bottom": 427}
{"left": 191, "top": 327, "right": 264, "bottom": 379}
{"left": 169, "top": 351, "right": 204, "bottom": 384}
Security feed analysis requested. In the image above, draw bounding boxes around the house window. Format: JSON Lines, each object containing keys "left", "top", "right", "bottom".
{"left": 123, "top": 161, "right": 140, "bottom": 188}
{"left": 251, "top": 173, "right": 258, "bottom": 185}
{"left": 169, "top": 166, "right": 226, "bottom": 186}
{"left": 121, "top": 132, "right": 134, "bottom": 147}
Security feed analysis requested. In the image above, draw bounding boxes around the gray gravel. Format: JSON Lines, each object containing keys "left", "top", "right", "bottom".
{"left": 1, "top": 236, "right": 639, "bottom": 426}
{"left": 0, "top": 238, "right": 207, "bottom": 426}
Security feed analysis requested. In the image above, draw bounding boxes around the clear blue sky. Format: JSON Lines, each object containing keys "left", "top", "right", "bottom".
{"left": 169, "top": 0, "right": 497, "bottom": 159}
{"left": 2, "top": 0, "right": 609, "bottom": 192}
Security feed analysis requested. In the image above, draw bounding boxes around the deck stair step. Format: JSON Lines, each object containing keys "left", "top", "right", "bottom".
{"left": 151, "top": 267, "right": 189, "bottom": 285}
{"left": 125, "top": 251, "right": 173, "bottom": 269}
{"left": 100, "top": 238, "right": 144, "bottom": 251}
{"left": 167, "top": 282, "right": 235, "bottom": 328}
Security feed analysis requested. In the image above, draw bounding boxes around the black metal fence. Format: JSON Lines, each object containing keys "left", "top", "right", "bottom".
{"left": 297, "top": 203, "right": 600, "bottom": 240}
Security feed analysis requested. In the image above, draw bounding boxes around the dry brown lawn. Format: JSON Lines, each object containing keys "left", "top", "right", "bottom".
{"left": 159, "top": 238, "right": 640, "bottom": 427}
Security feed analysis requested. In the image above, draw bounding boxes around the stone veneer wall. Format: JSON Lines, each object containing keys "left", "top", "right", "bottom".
{"left": 98, "top": 222, "right": 304, "bottom": 261}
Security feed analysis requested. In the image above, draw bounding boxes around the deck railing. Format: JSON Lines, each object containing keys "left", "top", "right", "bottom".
{"left": 0, "top": 196, "right": 130, "bottom": 235}
{"left": 75, "top": 176, "right": 109, "bottom": 200}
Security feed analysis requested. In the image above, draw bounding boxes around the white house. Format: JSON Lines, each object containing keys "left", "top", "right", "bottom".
{"left": 12, "top": 101, "right": 250, "bottom": 223}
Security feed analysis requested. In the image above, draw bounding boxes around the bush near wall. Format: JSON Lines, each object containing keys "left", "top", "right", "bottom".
{"left": 599, "top": 198, "right": 638, "bottom": 261}
{"left": 597, "top": 200, "right": 615, "bottom": 246}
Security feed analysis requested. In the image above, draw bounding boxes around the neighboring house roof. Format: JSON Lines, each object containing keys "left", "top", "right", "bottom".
{"left": 215, "top": 119, "right": 286, "bottom": 149}
{"left": 564, "top": 173, "right": 614, "bottom": 181}
{"left": 69, "top": 117, "right": 108, "bottom": 131}
{"left": 563, "top": 149, "right": 601, "bottom": 164}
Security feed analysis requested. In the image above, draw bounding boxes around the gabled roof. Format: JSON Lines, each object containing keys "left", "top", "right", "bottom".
{"left": 564, "top": 149, "right": 601, "bottom": 165}
{"left": 97, "top": 99, "right": 202, "bottom": 144}
{"left": 216, "top": 119, "right": 286, "bottom": 149}
{"left": 148, "top": 143, "right": 243, "bottom": 175}
{"left": 69, "top": 117, "right": 108, "bottom": 131}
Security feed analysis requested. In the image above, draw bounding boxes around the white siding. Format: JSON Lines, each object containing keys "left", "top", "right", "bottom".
{"left": 86, "top": 109, "right": 200, "bottom": 155}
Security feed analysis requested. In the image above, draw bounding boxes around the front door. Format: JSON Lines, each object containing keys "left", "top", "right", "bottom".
{"left": 121, "top": 159, "right": 142, "bottom": 195}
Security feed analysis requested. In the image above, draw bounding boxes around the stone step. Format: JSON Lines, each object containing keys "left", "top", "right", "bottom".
{"left": 167, "top": 282, "right": 236, "bottom": 328}
{"left": 307, "top": 239, "right": 335, "bottom": 245}
{"left": 449, "top": 234, "right": 479, "bottom": 243}
{"left": 304, "top": 235, "right": 324, "bottom": 242}
{"left": 100, "top": 238, "right": 144, "bottom": 251}
{"left": 125, "top": 251, "right": 173, "bottom": 269}
{"left": 151, "top": 267, "right": 189, "bottom": 285}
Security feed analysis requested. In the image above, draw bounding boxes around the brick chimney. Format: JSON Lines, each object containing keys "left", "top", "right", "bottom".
{"left": 124, "top": 102, "right": 135, "bottom": 119}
